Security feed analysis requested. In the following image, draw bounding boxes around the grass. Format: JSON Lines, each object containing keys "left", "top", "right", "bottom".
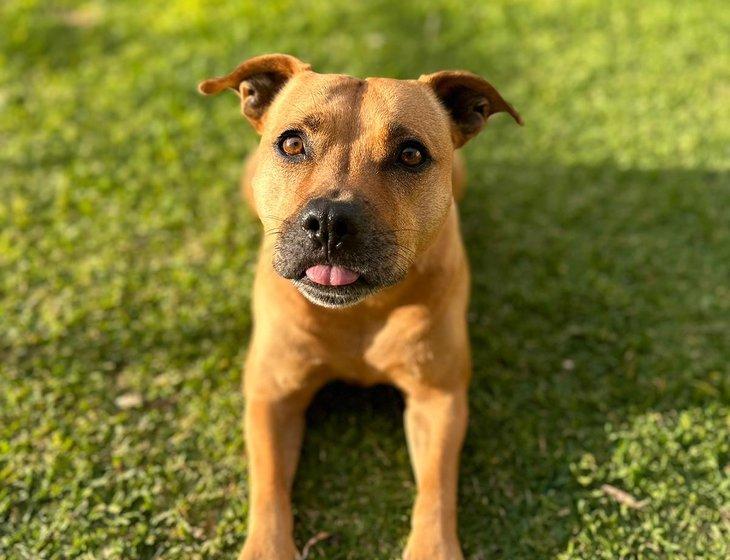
{"left": 0, "top": 0, "right": 728, "bottom": 558}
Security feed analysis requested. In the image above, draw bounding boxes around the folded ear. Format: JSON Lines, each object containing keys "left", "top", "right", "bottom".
{"left": 198, "top": 53, "right": 311, "bottom": 132}
{"left": 419, "top": 70, "right": 522, "bottom": 148}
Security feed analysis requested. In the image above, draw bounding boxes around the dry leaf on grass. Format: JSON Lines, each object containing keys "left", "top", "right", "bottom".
{"left": 115, "top": 392, "right": 143, "bottom": 410}
{"left": 300, "top": 531, "right": 332, "bottom": 559}
{"left": 601, "top": 483, "right": 648, "bottom": 509}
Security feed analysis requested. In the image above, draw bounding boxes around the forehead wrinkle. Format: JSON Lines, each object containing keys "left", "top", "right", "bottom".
{"left": 385, "top": 123, "right": 426, "bottom": 147}
{"left": 273, "top": 112, "right": 326, "bottom": 137}
{"left": 301, "top": 113, "right": 324, "bottom": 133}
{"left": 338, "top": 79, "right": 366, "bottom": 178}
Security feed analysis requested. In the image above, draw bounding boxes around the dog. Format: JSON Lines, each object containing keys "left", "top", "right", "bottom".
{"left": 199, "top": 53, "right": 521, "bottom": 560}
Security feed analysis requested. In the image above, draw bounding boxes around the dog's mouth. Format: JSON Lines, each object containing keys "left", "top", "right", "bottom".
{"left": 291, "top": 264, "right": 375, "bottom": 308}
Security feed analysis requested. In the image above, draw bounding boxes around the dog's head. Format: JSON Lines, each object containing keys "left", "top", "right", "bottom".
{"left": 199, "top": 54, "right": 521, "bottom": 308}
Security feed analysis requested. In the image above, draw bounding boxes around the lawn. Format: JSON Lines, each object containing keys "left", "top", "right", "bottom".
{"left": 0, "top": 1, "right": 728, "bottom": 558}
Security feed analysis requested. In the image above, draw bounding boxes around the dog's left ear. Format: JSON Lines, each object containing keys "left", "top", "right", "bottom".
{"left": 198, "top": 53, "right": 311, "bottom": 132}
{"left": 420, "top": 70, "right": 523, "bottom": 148}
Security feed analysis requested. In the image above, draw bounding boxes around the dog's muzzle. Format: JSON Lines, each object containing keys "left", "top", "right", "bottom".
{"left": 273, "top": 197, "right": 406, "bottom": 307}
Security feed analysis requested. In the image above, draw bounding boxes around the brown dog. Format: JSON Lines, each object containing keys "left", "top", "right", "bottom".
{"left": 199, "top": 54, "right": 521, "bottom": 560}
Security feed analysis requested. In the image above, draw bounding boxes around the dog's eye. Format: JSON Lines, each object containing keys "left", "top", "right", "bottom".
{"left": 400, "top": 147, "right": 422, "bottom": 166}
{"left": 280, "top": 134, "right": 305, "bottom": 156}
{"left": 398, "top": 142, "right": 428, "bottom": 168}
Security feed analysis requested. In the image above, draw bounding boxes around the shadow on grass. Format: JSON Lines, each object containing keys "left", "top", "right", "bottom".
{"left": 286, "top": 162, "right": 727, "bottom": 559}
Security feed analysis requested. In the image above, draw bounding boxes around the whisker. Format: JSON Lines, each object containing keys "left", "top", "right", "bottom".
{"left": 259, "top": 214, "right": 287, "bottom": 224}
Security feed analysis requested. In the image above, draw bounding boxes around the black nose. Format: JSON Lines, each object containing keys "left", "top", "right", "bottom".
{"left": 300, "top": 197, "right": 357, "bottom": 253}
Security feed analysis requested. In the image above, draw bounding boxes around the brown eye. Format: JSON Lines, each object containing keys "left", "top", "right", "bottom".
{"left": 399, "top": 146, "right": 424, "bottom": 167}
{"left": 281, "top": 135, "right": 305, "bottom": 156}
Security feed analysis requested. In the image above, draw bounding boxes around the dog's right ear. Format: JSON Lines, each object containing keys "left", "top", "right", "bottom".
{"left": 198, "top": 54, "right": 311, "bottom": 132}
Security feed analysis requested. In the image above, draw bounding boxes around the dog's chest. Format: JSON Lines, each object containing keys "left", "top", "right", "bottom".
{"left": 321, "top": 304, "right": 437, "bottom": 384}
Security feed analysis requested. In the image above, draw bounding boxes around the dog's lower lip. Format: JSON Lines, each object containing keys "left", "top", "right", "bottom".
{"left": 294, "top": 276, "right": 371, "bottom": 308}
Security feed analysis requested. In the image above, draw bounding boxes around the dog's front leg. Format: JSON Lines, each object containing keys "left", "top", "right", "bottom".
{"left": 239, "top": 392, "right": 309, "bottom": 560}
{"left": 402, "top": 385, "right": 468, "bottom": 560}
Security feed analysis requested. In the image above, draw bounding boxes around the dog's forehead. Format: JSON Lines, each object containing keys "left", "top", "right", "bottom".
{"left": 277, "top": 72, "right": 365, "bottom": 118}
{"left": 269, "top": 72, "right": 451, "bottom": 147}
{"left": 362, "top": 77, "right": 450, "bottom": 135}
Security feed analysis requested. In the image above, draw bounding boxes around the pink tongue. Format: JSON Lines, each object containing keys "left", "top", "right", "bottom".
{"left": 305, "top": 265, "right": 359, "bottom": 286}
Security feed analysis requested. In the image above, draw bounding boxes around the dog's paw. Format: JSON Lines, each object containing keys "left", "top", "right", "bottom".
{"left": 238, "top": 535, "right": 299, "bottom": 560}
{"left": 403, "top": 532, "right": 464, "bottom": 560}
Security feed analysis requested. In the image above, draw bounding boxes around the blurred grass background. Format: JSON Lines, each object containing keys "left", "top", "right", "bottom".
{"left": 0, "top": 0, "right": 728, "bottom": 558}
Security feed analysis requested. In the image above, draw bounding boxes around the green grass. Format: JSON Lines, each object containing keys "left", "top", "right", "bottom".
{"left": 1, "top": 0, "right": 728, "bottom": 558}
